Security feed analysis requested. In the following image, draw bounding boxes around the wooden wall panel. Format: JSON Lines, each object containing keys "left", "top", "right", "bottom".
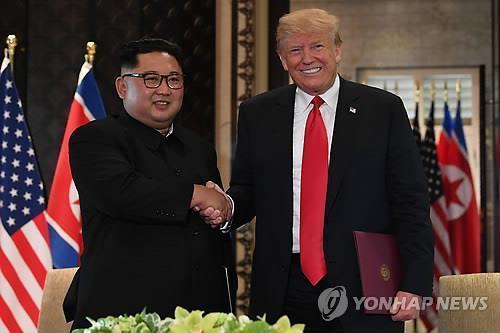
{"left": 0, "top": 1, "right": 28, "bottom": 110}
{"left": 27, "top": 0, "right": 88, "bottom": 191}
{"left": 2, "top": 0, "right": 216, "bottom": 193}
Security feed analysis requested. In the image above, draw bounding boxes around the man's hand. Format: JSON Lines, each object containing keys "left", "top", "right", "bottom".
{"left": 191, "top": 182, "right": 232, "bottom": 227}
{"left": 390, "top": 290, "right": 422, "bottom": 321}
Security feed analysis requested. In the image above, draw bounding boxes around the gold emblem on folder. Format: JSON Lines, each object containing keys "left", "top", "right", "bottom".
{"left": 380, "top": 264, "right": 391, "bottom": 281}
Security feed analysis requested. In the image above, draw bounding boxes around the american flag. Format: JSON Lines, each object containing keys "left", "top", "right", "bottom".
{"left": 46, "top": 61, "right": 105, "bottom": 268}
{"left": 0, "top": 55, "right": 52, "bottom": 332}
{"left": 412, "top": 100, "right": 421, "bottom": 146}
{"left": 419, "top": 100, "right": 453, "bottom": 331}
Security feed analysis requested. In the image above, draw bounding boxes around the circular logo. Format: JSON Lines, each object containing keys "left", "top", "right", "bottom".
{"left": 380, "top": 264, "right": 391, "bottom": 281}
{"left": 441, "top": 164, "right": 473, "bottom": 220}
{"left": 318, "top": 286, "right": 348, "bottom": 321}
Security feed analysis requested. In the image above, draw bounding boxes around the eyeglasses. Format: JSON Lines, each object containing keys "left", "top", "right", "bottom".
{"left": 121, "top": 72, "right": 185, "bottom": 89}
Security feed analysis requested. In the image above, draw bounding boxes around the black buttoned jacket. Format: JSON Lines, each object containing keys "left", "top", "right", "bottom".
{"left": 228, "top": 78, "right": 433, "bottom": 333}
{"left": 64, "top": 111, "right": 236, "bottom": 329}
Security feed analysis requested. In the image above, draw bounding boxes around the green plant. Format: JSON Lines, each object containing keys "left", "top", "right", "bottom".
{"left": 72, "top": 307, "right": 304, "bottom": 333}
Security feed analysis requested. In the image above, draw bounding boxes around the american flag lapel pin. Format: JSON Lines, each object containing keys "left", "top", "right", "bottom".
{"left": 349, "top": 106, "right": 357, "bottom": 114}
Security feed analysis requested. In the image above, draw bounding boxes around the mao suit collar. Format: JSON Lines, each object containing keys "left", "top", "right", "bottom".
{"left": 117, "top": 110, "right": 183, "bottom": 151}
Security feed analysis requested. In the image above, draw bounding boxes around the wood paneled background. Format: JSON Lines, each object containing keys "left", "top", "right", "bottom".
{"left": 1, "top": 0, "right": 215, "bottom": 193}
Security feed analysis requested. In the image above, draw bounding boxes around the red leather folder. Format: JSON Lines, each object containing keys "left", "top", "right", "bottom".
{"left": 353, "top": 231, "right": 402, "bottom": 314}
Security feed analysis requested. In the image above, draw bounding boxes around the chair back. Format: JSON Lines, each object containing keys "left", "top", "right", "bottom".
{"left": 38, "top": 267, "right": 78, "bottom": 333}
{"left": 439, "top": 273, "right": 500, "bottom": 333}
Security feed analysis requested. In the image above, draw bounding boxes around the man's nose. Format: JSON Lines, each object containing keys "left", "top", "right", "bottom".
{"left": 302, "top": 49, "right": 314, "bottom": 64}
{"left": 156, "top": 77, "right": 172, "bottom": 94}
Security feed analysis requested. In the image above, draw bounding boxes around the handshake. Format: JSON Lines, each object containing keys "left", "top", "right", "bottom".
{"left": 190, "top": 181, "right": 232, "bottom": 228}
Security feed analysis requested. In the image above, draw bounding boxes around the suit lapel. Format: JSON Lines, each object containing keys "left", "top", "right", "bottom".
{"left": 269, "top": 85, "right": 296, "bottom": 224}
{"left": 325, "top": 78, "right": 361, "bottom": 214}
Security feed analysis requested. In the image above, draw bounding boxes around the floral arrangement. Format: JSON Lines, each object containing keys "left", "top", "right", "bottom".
{"left": 71, "top": 306, "right": 305, "bottom": 333}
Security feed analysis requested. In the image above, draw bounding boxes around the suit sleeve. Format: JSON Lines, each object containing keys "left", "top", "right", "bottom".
{"left": 69, "top": 124, "right": 194, "bottom": 224}
{"left": 387, "top": 97, "right": 434, "bottom": 297}
{"left": 227, "top": 101, "right": 257, "bottom": 229}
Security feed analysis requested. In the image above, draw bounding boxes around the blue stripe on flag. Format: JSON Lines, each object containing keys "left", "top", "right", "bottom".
{"left": 49, "top": 224, "right": 79, "bottom": 268}
{"left": 452, "top": 101, "right": 468, "bottom": 152}
{"left": 442, "top": 101, "right": 453, "bottom": 137}
{"left": 77, "top": 70, "right": 106, "bottom": 119}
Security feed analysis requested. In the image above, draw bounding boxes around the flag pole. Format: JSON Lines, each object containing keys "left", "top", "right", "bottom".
{"left": 412, "top": 65, "right": 420, "bottom": 327}
{"left": 444, "top": 80, "right": 448, "bottom": 103}
{"left": 85, "top": 41, "right": 96, "bottom": 65}
{"left": 6, "top": 34, "right": 17, "bottom": 72}
{"left": 431, "top": 80, "right": 435, "bottom": 103}
{"left": 456, "top": 79, "right": 461, "bottom": 101}
{"left": 415, "top": 80, "right": 420, "bottom": 105}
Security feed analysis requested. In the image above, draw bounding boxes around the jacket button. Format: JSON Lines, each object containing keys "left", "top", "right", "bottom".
{"left": 193, "top": 231, "right": 199, "bottom": 236}
{"left": 175, "top": 168, "right": 182, "bottom": 176}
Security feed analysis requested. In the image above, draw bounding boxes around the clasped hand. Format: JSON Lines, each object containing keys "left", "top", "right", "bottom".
{"left": 390, "top": 291, "right": 422, "bottom": 321}
{"left": 190, "top": 181, "right": 232, "bottom": 228}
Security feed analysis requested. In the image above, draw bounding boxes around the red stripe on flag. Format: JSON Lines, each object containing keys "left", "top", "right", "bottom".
{"left": 433, "top": 266, "right": 440, "bottom": 281}
{"left": 420, "top": 308, "right": 437, "bottom": 331}
{"left": 11, "top": 229, "right": 47, "bottom": 288}
{"left": 47, "top": 100, "right": 89, "bottom": 249}
{"left": 33, "top": 213, "right": 51, "bottom": 246}
{"left": 0, "top": 294, "right": 23, "bottom": 333}
{"left": 0, "top": 248, "right": 38, "bottom": 326}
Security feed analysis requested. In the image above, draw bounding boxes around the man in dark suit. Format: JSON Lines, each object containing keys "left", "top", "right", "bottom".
{"left": 64, "top": 38, "right": 235, "bottom": 329}
{"left": 202, "top": 8, "right": 433, "bottom": 333}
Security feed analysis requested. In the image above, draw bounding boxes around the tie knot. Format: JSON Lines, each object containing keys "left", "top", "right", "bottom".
{"left": 312, "top": 96, "right": 324, "bottom": 109}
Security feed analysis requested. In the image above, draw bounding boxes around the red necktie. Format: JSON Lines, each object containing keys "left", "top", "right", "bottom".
{"left": 300, "top": 95, "right": 328, "bottom": 286}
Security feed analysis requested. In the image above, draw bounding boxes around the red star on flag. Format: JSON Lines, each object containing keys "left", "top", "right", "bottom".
{"left": 442, "top": 174, "right": 464, "bottom": 209}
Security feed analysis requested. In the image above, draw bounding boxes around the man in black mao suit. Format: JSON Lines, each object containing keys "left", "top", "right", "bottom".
{"left": 64, "top": 38, "right": 235, "bottom": 329}
{"left": 202, "top": 8, "right": 433, "bottom": 333}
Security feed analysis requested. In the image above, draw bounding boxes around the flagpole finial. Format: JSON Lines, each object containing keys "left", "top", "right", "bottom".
{"left": 85, "top": 41, "right": 97, "bottom": 65}
{"left": 456, "top": 80, "right": 461, "bottom": 100}
{"left": 415, "top": 81, "right": 420, "bottom": 100}
{"left": 6, "top": 34, "right": 17, "bottom": 71}
{"left": 444, "top": 80, "right": 448, "bottom": 102}
{"left": 431, "top": 80, "right": 435, "bottom": 101}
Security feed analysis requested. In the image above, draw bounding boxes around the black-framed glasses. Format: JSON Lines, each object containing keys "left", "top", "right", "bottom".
{"left": 121, "top": 72, "right": 185, "bottom": 89}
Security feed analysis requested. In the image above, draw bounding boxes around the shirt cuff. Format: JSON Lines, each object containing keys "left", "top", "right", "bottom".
{"left": 220, "top": 194, "right": 234, "bottom": 233}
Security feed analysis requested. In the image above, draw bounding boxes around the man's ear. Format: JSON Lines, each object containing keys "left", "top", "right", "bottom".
{"left": 278, "top": 52, "right": 288, "bottom": 71}
{"left": 334, "top": 44, "right": 342, "bottom": 64}
{"left": 115, "top": 76, "right": 126, "bottom": 99}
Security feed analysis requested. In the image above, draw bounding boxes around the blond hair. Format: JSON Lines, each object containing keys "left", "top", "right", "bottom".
{"left": 276, "top": 8, "right": 342, "bottom": 51}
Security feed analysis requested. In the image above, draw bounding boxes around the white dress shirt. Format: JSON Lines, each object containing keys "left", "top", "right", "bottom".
{"left": 292, "top": 74, "right": 340, "bottom": 253}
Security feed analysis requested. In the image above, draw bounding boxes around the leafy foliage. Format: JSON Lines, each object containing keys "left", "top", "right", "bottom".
{"left": 72, "top": 307, "right": 305, "bottom": 333}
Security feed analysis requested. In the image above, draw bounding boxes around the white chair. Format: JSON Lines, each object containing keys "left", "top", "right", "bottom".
{"left": 439, "top": 273, "right": 500, "bottom": 333}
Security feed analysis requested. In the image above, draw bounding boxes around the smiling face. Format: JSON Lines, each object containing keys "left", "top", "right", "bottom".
{"left": 278, "top": 32, "right": 341, "bottom": 95}
{"left": 115, "top": 51, "right": 184, "bottom": 131}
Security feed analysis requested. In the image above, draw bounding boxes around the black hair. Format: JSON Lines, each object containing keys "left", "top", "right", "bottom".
{"left": 118, "top": 38, "right": 183, "bottom": 70}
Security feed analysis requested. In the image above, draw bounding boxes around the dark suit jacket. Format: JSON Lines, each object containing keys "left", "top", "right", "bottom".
{"left": 228, "top": 78, "right": 433, "bottom": 333}
{"left": 64, "top": 111, "right": 236, "bottom": 329}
